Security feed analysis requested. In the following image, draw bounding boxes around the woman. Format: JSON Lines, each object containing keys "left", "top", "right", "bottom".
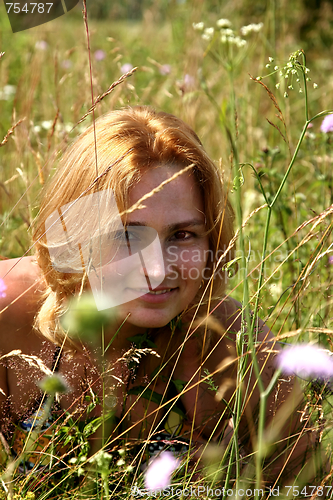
{"left": 0, "top": 107, "right": 313, "bottom": 482}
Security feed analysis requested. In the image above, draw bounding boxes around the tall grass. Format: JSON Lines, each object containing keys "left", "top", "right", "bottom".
{"left": 0, "top": 0, "right": 333, "bottom": 498}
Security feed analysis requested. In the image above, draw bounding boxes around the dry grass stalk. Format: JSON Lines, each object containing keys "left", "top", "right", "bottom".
{"left": 74, "top": 68, "right": 138, "bottom": 129}
{"left": 0, "top": 118, "right": 26, "bottom": 148}
{"left": 0, "top": 349, "right": 52, "bottom": 376}
{"left": 119, "top": 164, "right": 195, "bottom": 217}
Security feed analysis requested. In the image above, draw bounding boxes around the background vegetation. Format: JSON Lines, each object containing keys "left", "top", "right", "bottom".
{"left": 0, "top": 0, "right": 332, "bottom": 498}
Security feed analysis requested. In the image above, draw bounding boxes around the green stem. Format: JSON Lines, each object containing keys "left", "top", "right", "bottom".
{"left": 101, "top": 326, "right": 105, "bottom": 448}
{"left": 270, "top": 120, "right": 309, "bottom": 208}
{"left": 301, "top": 51, "right": 309, "bottom": 123}
{"left": 255, "top": 369, "right": 281, "bottom": 497}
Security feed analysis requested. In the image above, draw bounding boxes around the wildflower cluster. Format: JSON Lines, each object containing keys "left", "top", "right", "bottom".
{"left": 257, "top": 50, "right": 318, "bottom": 98}
{"left": 193, "top": 18, "right": 263, "bottom": 48}
{"left": 240, "top": 22, "right": 264, "bottom": 36}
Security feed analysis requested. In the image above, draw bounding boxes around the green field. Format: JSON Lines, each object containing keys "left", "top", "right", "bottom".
{"left": 0, "top": 0, "right": 333, "bottom": 498}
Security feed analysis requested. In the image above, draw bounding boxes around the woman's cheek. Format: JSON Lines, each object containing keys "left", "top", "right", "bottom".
{"left": 177, "top": 247, "right": 208, "bottom": 281}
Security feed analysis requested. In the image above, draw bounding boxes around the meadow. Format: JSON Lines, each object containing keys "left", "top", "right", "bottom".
{"left": 0, "top": 0, "right": 333, "bottom": 498}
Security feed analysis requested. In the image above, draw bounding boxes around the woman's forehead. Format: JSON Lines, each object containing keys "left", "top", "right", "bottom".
{"left": 126, "top": 164, "right": 205, "bottom": 223}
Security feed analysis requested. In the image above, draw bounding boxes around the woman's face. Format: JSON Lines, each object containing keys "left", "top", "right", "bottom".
{"left": 106, "top": 164, "right": 210, "bottom": 335}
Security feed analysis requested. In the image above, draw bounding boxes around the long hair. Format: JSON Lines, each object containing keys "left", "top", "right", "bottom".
{"left": 33, "top": 106, "right": 235, "bottom": 349}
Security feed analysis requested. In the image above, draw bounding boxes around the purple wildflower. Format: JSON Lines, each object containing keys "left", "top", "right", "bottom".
{"left": 159, "top": 64, "right": 171, "bottom": 76}
{"left": 184, "top": 74, "right": 195, "bottom": 88}
{"left": 144, "top": 451, "right": 180, "bottom": 491}
{"left": 329, "top": 255, "right": 333, "bottom": 265}
{"left": 35, "top": 40, "right": 48, "bottom": 51}
{"left": 276, "top": 344, "right": 333, "bottom": 379}
{"left": 320, "top": 114, "right": 333, "bottom": 133}
{"left": 177, "top": 74, "right": 196, "bottom": 94}
{"left": 121, "top": 63, "right": 133, "bottom": 74}
{"left": 0, "top": 278, "right": 6, "bottom": 298}
{"left": 94, "top": 50, "right": 106, "bottom": 61}
{"left": 61, "top": 60, "right": 72, "bottom": 70}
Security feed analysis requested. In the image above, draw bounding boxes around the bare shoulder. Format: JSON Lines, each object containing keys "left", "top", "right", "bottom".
{"left": 0, "top": 256, "right": 45, "bottom": 353}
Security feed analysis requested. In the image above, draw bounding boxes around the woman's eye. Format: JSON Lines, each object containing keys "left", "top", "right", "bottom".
{"left": 173, "top": 231, "right": 192, "bottom": 240}
{"left": 112, "top": 230, "right": 139, "bottom": 242}
{"left": 124, "top": 230, "right": 137, "bottom": 240}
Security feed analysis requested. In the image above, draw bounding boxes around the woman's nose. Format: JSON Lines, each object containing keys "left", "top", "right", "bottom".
{"left": 139, "top": 234, "right": 166, "bottom": 288}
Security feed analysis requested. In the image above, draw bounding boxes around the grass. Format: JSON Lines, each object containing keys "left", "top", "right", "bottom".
{"left": 0, "top": 0, "right": 333, "bottom": 498}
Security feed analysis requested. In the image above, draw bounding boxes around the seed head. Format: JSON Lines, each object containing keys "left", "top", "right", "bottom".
{"left": 38, "top": 374, "right": 70, "bottom": 395}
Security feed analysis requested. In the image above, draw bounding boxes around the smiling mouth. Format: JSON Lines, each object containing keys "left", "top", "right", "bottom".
{"left": 128, "top": 287, "right": 177, "bottom": 295}
{"left": 136, "top": 288, "right": 176, "bottom": 295}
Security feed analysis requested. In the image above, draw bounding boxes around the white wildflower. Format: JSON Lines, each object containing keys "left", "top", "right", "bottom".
{"left": 0, "top": 84, "right": 16, "bottom": 101}
{"left": 274, "top": 65, "right": 279, "bottom": 70}
{"left": 269, "top": 57, "right": 274, "bottom": 62}
{"left": 313, "top": 83, "right": 318, "bottom": 89}
{"left": 275, "top": 83, "right": 280, "bottom": 89}
{"left": 240, "top": 22, "right": 263, "bottom": 36}
{"left": 235, "top": 37, "right": 247, "bottom": 48}
{"left": 216, "top": 18, "right": 232, "bottom": 28}
{"left": 220, "top": 28, "right": 234, "bottom": 36}
{"left": 192, "top": 22, "right": 204, "bottom": 31}
{"left": 253, "top": 22, "right": 264, "bottom": 31}
{"left": 205, "top": 27, "right": 214, "bottom": 35}
{"left": 202, "top": 27, "right": 214, "bottom": 41}
{"left": 64, "top": 123, "right": 73, "bottom": 133}
{"left": 41, "top": 120, "right": 53, "bottom": 130}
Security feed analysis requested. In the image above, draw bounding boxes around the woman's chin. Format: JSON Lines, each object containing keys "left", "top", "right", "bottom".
{"left": 117, "top": 308, "right": 176, "bottom": 332}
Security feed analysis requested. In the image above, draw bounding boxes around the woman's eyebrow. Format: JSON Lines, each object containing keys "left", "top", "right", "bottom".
{"left": 126, "top": 219, "right": 206, "bottom": 230}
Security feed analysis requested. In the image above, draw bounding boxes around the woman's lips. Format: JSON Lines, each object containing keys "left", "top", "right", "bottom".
{"left": 126, "top": 287, "right": 178, "bottom": 303}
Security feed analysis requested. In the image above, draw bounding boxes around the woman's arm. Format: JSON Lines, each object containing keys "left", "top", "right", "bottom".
{"left": 0, "top": 256, "right": 43, "bottom": 329}
{"left": 0, "top": 256, "right": 45, "bottom": 425}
